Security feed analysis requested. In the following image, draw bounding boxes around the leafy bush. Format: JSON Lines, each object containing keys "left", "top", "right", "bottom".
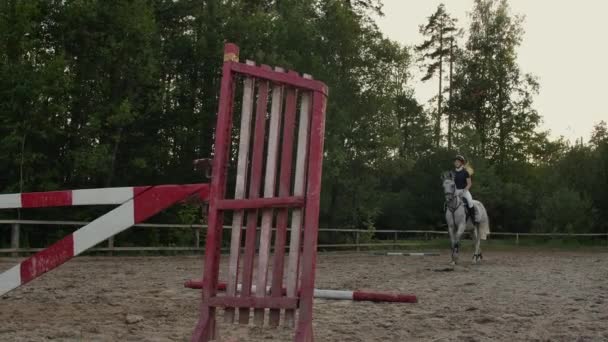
{"left": 533, "top": 188, "right": 593, "bottom": 233}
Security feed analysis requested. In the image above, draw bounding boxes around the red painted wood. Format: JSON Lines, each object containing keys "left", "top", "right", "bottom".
{"left": 20, "top": 234, "right": 74, "bottom": 284}
{"left": 21, "top": 191, "right": 72, "bottom": 208}
{"left": 133, "top": 184, "right": 209, "bottom": 223}
{"left": 216, "top": 196, "right": 304, "bottom": 210}
{"left": 296, "top": 90, "right": 327, "bottom": 342}
{"left": 352, "top": 291, "right": 418, "bottom": 303}
{"left": 192, "top": 43, "right": 239, "bottom": 342}
{"left": 197, "top": 185, "right": 210, "bottom": 202}
{"left": 208, "top": 296, "right": 298, "bottom": 309}
{"left": 269, "top": 85, "right": 298, "bottom": 326}
{"left": 230, "top": 62, "right": 327, "bottom": 94}
{"left": 239, "top": 72, "right": 270, "bottom": 325}
{"left": 133, "top": 186, "right": 151, "bottom": 197}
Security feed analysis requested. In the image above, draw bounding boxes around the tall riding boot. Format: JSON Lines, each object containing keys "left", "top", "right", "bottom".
{"left": 470, "top": 205, "right": 480, "bottom": 224}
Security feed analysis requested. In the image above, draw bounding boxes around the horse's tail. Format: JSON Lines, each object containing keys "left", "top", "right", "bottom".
{"left": 479, "top": 220, "right": 490, "bottom": 240}
{"left": 476, "top": 202, "right": 490, "bottom": 240}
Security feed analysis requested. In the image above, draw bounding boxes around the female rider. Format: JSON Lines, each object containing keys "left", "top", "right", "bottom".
{"left": 453, "top": 155, "right": 479, "bottom": 223}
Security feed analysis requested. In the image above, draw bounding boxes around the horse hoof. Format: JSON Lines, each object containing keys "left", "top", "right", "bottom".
{"left": 450, "top": 260, "right": 456, "bottom": 266}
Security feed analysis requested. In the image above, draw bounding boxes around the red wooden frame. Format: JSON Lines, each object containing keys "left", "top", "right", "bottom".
{"left": 229, "top": 62, "right": 327, "bottom": 94}
{"left": 191, "top": 43, "right": 328, "bottom": 342}
{"left": 216, "top": 197, "right": 305, "bottom": 210}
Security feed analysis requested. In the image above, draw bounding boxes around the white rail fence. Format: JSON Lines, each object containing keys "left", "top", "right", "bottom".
{"left": 1, "top": 219, "right": 607, "bottom": 256}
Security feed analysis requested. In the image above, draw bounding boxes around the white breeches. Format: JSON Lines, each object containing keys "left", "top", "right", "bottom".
{"left": 456, "top": 189, "right": 474, "bottom": 208}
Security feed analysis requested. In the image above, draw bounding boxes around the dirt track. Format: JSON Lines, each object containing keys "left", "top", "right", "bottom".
{"left": 1, "top": 248, "right": 607, "bottom": 341}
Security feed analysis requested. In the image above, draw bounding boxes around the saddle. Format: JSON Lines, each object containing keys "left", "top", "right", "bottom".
{"left": 444, "top": 196, "right": 475, "bottom": 223}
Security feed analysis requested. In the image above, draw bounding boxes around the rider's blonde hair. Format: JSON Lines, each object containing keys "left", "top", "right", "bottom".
{"left": 465, "top": 162, "right": 474, "bottom": 176}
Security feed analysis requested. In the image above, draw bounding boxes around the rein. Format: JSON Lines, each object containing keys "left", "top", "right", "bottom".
{"left": 445, "top": 189, "right": 464, "bottom": 227}
{"left": 445, "top": 190, "right": 463, "bottom": 213}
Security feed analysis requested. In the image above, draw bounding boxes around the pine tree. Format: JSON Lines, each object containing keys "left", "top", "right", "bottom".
{"left": 452, "top": 0, "right": 539, "bottom": 169}
{"left": 416, "top": 4, "right": 458, "bottom": 148}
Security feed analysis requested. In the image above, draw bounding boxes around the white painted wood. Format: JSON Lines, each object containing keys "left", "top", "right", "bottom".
{"left": 72, "top": 187, "right": 134, "bottom": 205}
{"left": 254, "top": 67, "right": 285, "bottom": 325}
{"left": 73, "top": 200, "right": 135, "bottom": 255}
{"left": 313, "top": 289, "right": 354, "bottom": 300}
{"left": 225, "top": 61, "right": 256, "bottom": 322}
{"left": 0, "top": 194, "right": 21, "bottom": 209}
{"left": 0, "top": 265, "right": 21, "bottom": 296}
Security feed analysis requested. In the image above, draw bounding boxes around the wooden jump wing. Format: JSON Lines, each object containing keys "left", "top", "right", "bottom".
{"left": 192, "top": 43, "right": 328, "bottom": 342}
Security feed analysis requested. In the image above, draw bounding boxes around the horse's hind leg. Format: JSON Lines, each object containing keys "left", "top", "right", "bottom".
{"left": 472, "top": 226, "right": 482, "bottom": 264}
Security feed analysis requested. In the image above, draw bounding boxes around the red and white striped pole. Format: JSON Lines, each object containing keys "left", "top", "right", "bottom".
{"left": 0, "top": 187, "right": 139, "bottom": 209}
{"left": 373, "top": 252, "right": 439, "bottom": 256}
{"left": 184, "top": 280, "right": 417, "bottom": 303}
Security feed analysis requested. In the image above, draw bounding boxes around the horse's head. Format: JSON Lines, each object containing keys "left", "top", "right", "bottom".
{"left": 441, "top": 172, "right": 456, "bottom": 201}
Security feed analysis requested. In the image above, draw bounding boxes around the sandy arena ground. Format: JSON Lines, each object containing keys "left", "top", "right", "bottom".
{"left": 1, "top": 248, "right": 607, "bottom": 341}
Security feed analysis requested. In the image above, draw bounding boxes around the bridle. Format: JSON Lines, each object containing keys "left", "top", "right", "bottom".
{"left": 444, "top": 181, "right": 463, "bottom": 214}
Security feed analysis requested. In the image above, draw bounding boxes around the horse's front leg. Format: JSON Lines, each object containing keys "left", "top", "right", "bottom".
{"left": 472, "top": 226, "right": 482, "bottom": 264}
{"left": 446, "top": 211, "right": 458, "bottom": 265}
{"left": 448, "top": 224, "right": 457, "bottom": 265}
{"left": 452, "top": 222, "right": 466, "bottom": 265}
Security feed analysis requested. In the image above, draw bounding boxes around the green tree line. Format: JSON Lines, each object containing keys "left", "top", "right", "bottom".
{"left": 1, "top": 0, "right": 606, "bottom": 248}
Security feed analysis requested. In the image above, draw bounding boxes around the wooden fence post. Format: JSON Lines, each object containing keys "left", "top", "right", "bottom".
{"left": 195, "top": 226, "right": 201, "bottom": 250}
{"left": 393, "top": 231, "right": 398, "bottom": 250}
{"left": 11, "top": 223, "right": 20, "bottom": 257}
{"left": 355, "top": 231, "right": 360, "bottom": 252}
{"left": 516, "top": 233, "right": 519, "bottom": 246}
{"left": 108, "top": 236, "right": 114, "bottom": 256}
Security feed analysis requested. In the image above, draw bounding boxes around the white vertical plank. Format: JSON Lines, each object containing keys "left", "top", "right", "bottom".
{"left": 225, "top": 60, "right": 256, "bottom": 323}
{"left": 254, "top": 67, "right": 285, "bottom": 325}
{"left": 285, "top": 75, "right": 313, "bottom": 325}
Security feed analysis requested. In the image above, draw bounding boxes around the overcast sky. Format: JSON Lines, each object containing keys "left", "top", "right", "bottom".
{"left": 376, "top": 0, "right": 607, "bottom": 141}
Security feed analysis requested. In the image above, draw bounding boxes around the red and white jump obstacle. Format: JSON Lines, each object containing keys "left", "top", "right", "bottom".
{"left": 0, "top": 184, "right": 209, "bottom": 296}
{"left": 184, "top": 280, "right": 417, "bottom": 303}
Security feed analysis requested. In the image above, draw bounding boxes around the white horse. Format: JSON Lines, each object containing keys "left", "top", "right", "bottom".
{"left": 442, "top": 173, "right": 490, "bottom": 265}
